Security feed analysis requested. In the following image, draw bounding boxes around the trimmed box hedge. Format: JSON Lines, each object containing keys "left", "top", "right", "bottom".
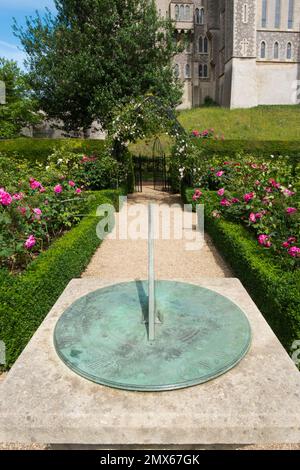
{"left": 184, "top": 188, "right": 300, "bottom": 352}
{"left": 0, "top": 189, "right": 124, "bottom": 368}
{"left": 0, "top": 138, "right": 107, "bottom": 163}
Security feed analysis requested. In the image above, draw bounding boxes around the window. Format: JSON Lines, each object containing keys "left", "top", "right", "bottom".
{"left": 274, "top": 42, "right": 279, "bottom": 59}
{"left": 195, "top": 8, "right": 200, "bottom": 24}
{"left": 262, "top": 0, "right": 267, "bottom": 27}
{"left": 199, "top": 36, "right": 203, "bottom": 53}
{"left": 288, "top": 0, "right": 294, "bottom": 29}
{"left": 287, "top": 42, "right": 292, "bottom": 59}
{"left": 199, "top": 36, "right": 208, "bottom": 54}
{"left": 243, "top": 4, "right": 249, "bottom": 24}
{"left": 180, "top": 5, "right": 184, "bottom": 20}
{"left": 174, "top": 64, "right": 180, "bottom": 78}
{"left": 175, "top": 5, "right": 179, "bottom": 20}
{"left": 261, "top": 41, "right": 266, "bottom": 58}
{"left": 199, "top": 7, "right": 205, "bottom": 24}
{"left": 185, "top": 5, "right": 191, "bottom": 21}
{"left": 199, "top": 64, "right": 208, "bottom": 78}
{"left": 275, "top": 0, "right": 281, "bottom": 28}
{"left": 185, "top": 64, "right": 190, "bottom": 78}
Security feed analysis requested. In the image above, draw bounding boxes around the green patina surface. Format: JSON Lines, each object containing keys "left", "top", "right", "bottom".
{"left": 54, "top": 281, "right": 251, "bottom": 391}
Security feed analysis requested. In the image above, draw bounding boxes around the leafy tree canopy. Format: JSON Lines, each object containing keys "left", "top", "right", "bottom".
{"left": 14, "top": 0, "right": 182, "bottom": 135}
{"left": 0, "top": 58, "right": 40, "bottom": 139}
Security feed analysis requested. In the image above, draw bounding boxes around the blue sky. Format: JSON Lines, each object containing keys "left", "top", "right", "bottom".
{"left": 0, "top": 0, "right": 57, "bottom": 68}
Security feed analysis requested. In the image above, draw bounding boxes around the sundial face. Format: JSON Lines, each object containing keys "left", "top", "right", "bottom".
{"left": 54, "top": 281, "right": 251, "bottom": 391}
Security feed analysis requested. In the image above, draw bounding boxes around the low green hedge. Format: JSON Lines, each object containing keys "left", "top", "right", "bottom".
{"left": 192, "top": 139, "right": 300, "bottom": 161}
{"left": 0, "top": 189, "right": 125, "bottom": 369}
{"left": 0, "top": 138, "right": 107, "bottom": 162}
{"left": 184, "top": 188, "right": 300, "bottom": 351}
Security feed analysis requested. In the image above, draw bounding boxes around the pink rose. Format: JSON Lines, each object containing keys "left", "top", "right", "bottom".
{"left": 30, "top": 179, "right": 41, "bottom": 190}
{"left": 193, "top": 189, "right": 202, "bottom": 201}
{"left": 0, "top": 188, "right": 12, "bottom": 206}
{"left": 286, "top": 207, "right": 297, "bottom": 215}
{"left": 75, "top": 188, "right": 82, "bottom": 194}
{"left": 255, "top": 212, "right": 263, "bottom": 219}
{"left": 39, "top": 186, "right": 46, "bottom": 193}
{"left": 231, "top": 198, "right": 240, "bottom": 204}
{"left": 13, "top": 193, "right": 23, "bottom": 201}
{"left": 24, "top": 235, "right": 36, "bottom": 250}
{"left": 54, "top": 184, "right": 63, "bottom": 194}
{"left": 69, "top": 180, "right": 76, "bottom": 187}
{"left": 220, "top": 198, "right": 231, "bottom": 207}
{"left": 282, "top": 242, "right": 290, "bottom": 248}
{"left": 216, "top": 171, "right": 224, "bottom": 177}
{"left": 288, "top": 246, "right": 300, "bottom": 258}
{"left": 283, "top": 189, "right": 295, "bottom": 197}
{"left": 258, "top": 234, "right": 271, "bottom": 248}
{"left": 192, "top": 130, "right": 200, "bottom": 137}
{"left": 269, "top": 179, "right": 281, "bottom": 189}
{"left": 255, "top": 180, "right": 260, "bottom": 186}
{"left": 244, "top": 192, "right": 255, "bottom": 203}
{"left": 18, "top": 207, "right": 27, "bottom": 216}
{"left": 33, "top": 208, "right": 42, "bottom": 220}
{"left": 288, "top": 237, "right": 297, "bottom": 244}
{"left": 249, "top": 213, "right": 257, "bottom": 223}
{"left": 217, "top": 188, "right": 225, "bottom": 197}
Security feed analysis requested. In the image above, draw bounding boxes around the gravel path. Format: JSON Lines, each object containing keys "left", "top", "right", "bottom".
{"left": 83, "top": 187, "right": 233, "bottom": 280}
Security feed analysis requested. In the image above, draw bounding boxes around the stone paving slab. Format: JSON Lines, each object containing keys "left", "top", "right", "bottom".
{"left": 0, "top": 278, "right": 300, "bottom": 446}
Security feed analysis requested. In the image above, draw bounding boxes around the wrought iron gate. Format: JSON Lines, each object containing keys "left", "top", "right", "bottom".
{"left": 133, "top": 138, "right": 171, "bottom": 192}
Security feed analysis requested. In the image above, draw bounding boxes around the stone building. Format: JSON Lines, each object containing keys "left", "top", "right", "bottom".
{"left": 156, "top": 0, "right": 300, "bottom": 108}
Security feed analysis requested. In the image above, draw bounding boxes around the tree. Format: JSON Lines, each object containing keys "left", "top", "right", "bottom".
{"left": 14, "top": 0, "right": 182, "bottom": 135}
{"left": 0, "top": 58, "right": 41, "bottom": 139}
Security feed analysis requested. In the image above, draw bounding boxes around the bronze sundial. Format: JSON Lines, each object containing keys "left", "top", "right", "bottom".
{"left": 54, "top": 205, "right": 251, "bottom": 391}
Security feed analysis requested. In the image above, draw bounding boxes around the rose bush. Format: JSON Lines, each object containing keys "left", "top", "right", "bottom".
{"left": 0, "top": 168, "right": 86, "bottom": 272}
{"left": 192, "top": 158, "right": 299, "bottom": 269}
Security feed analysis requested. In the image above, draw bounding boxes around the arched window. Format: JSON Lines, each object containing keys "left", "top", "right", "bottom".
{"left": 199, "top": 64, "right": 203, "bottom": 78}
{"left": 288, "top": 0, "right": 294, "bottom": 29}
{"left": 180, "top": 5, "right": 184, "bottom": 20}
{"left": 261, "top": 41, "right": 266, "bottom": 58}
{"left": 274, "top": 42, "right": 279, "bottom": 59}
{"left": 243, "top": 4, "right": 249, "bottom": 24}
{"left": 175, "top": 4, "right": 179, "bottom": 20}
{"left": 185, "top": 64, "right": 190, "bottom": 78}
{"left": 203, "top": 65, "right": 208, "bottom": 78}
{"left": 185, "top": 5, "right": 191, "bottom": 21}
{"left": 199, "top": 7, "right": 205, "bottom": 24}
{"left": 287, "top": 42, "right": 292, "bottom": 59}
{"left": 275, "top": 0, "right": 281, "bottom": 28}
{"left": 174, "top": 64, "right": 180, "bottom": 78}
{"left": 262, "top": 0, "right": 267, "bottom": 27}
{"left": 204, "top": 37, "right": 208, "bottom": 53}
{"left": 199, "top": 36, "right": 203, "bottom": 53}
{"left": 195, "top": 8, "right": 200, "bottom": 24}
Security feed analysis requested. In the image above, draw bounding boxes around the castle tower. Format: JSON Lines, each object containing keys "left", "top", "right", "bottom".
{"left": 226, "top": 0, "right": 258, "bottom": 108}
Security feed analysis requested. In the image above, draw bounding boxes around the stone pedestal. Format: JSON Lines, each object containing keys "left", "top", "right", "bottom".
{"left": 0, "top": 278, "right": 300, "bottom": 446}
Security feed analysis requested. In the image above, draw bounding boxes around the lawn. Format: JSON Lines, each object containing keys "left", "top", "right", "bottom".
{"left": 129, "top": 105, "right": 300, "bottom": 156}
{"left": 178, "top": 105, "right": 300, "bottom": 141}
